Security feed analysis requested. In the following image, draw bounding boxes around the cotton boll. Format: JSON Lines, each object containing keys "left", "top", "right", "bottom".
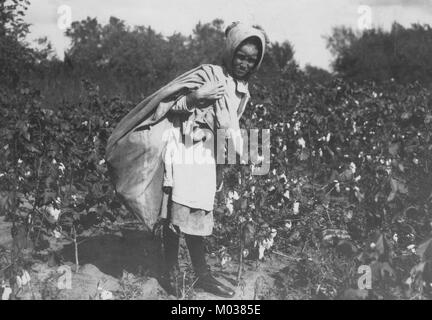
{"left": 16, "top": 276, "right": 22, "bottom": 288}
{"left": 100, "top": 290, "right": 113, "bottom": 300}
{"left": 270, "top": 229, "right": 277, "bottom": 239}
{"left": 47, "top": 205, "right": 61, "bottom": 222}
{"left": 232, "top": 191, "right": 240, "bottom": 200}
{"left": 407, "top": 244, "right": 416, "bottom": 254}
{"left": 349, "top": 162, "right": 356, "bottom": 174}
{"left": 258, "top": 244, "right": 266, "bottom": 260}
{"left": 221, "top": 254, "right": 232, "bottom": 266}
{"left": 405, "top": 277, "right": 413, "bottom": 286}
{"left": 279, "top": 173, "right": 287, "bottom": 183}
{"left": 19, "top": 271, "right": 31, "bottom": 286}
{"left": 226, "top": 202, "right": 234, "bottom": 216}
{"left": 58, "top": 163, "right": 66, "bottom": 174}
{"left": 297, "top": 137, "right": 306, "bottom": 149}
{"left": 1, "top": 286, "right": 12, "bottom": 300}
{"left": 293, "top": 201, "right": 300, "bottom": 215}
{"left": 53, "top": 229, "right": 62, "bottom": 239}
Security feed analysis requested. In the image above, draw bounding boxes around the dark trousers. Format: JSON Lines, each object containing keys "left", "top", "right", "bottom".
{"left": 162, "top": 221, "right": 209, "bottom": 276}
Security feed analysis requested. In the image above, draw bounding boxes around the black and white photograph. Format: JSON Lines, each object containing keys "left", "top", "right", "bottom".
{"left": 1, "top": 0, "right": 432, "bottom": 305}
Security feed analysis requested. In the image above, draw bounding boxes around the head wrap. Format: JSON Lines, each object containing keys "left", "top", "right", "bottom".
{"left": 222, "top": 22, "right": 267, "bottom": 79}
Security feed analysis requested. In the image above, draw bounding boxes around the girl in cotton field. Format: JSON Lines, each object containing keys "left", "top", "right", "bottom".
{"left": 106, "top": 22, "right": 267, "bottom": 298}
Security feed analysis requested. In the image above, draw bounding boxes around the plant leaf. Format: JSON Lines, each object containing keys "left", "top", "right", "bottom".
{"left": 416, "top": 238, "right": 432, "bottom": 262}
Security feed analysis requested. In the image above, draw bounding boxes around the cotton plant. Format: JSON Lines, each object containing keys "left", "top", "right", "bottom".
{"left": 97, "top": 284, "right": 114, "bottom": 300}
{"left": 45, "top": 204, "right": 61, "bottom": 222}
{"left": 1, "top": 283, "right": 12, "bottom": 300}
{"left": 293, "top": 201, "right": 300, "bottom": 215}
{"left": 334, "top": 180, "right": 341, "bottom": 193}
{"left": 257, "top": 229, "right": 278, "bottom": 260}
{"left": 15, "top": 270, "right": 31, "bottom": 288}
{"left": 53, "top": 227, "right": 62, "bottom": 239}
{"left": 226, "top": 199, "right": 234, "bottom": 216}
{"left": 220, "top": 253, "right": 232, "bottom": 267}
{"left": 58, "top": 162, "right": 66, "bottom": 175}
{"left": 297, "top": 137, "right": 306, "bottom": 149}
{"left": 225, "top": 190, "right": 240, "bottom": 216}
{"left": 228, "top": 190, "right": 240, "bottom": 201}
{"left": 407, "top": 244, "right": 416, "bottom": 254}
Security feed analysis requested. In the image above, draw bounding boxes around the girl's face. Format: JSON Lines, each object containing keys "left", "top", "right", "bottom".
{"left": 232, "top": 42, "right": 259, "bottom": 80}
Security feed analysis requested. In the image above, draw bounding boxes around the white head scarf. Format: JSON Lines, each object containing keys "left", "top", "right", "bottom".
{"left": 222, "top": 22, "right": 267, "bottom": 79}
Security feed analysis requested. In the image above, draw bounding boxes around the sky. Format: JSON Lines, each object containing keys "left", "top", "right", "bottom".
{"left": 22, "top": 0, "right": 432, "bottom": 70}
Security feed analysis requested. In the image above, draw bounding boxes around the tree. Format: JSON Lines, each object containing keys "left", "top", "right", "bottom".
{"left": 325, "top": 23, "right": 432, "bottom": 84}
{"left": 304, "top": 64, "right": 333, "bottom": 84}
{"left": 65, "top": 17, "right": 104, "bottom": 69}
{"left": 0, "top": 0, "right": 33, "bottom": 87}
{"left": 189, "top": 19, "right": 226, "bottom": 65}
{"left": 267, "top": 41, "right": 295, "bottom": 70}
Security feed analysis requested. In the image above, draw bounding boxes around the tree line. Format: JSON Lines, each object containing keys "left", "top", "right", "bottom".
{"left": 2, "top": 0, "right": 432, "bottom": 101}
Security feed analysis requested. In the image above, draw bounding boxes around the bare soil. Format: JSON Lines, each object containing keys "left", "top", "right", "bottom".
{"left": 0, "top": 217, "right": 297, "bottom": 300}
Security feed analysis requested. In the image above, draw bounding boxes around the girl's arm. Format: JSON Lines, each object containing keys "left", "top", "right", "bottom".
{"left": 169, "top": 81, "right": 226, "bottom": 114}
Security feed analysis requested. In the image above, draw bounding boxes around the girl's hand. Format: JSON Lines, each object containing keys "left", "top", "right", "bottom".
{"left": 196, "top": 81, "right": 225, "bottom": 100}
{"left": 186, "top": 81, "right": 225, "bottom": 107}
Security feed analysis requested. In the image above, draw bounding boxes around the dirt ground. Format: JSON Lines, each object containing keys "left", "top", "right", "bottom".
{"left": 0, "top": 217, "right": 293, "bottom": 300}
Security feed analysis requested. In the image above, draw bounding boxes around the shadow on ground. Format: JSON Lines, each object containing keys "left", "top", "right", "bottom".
{"left": 55, "top": 224, "right": 287, "bottom": 300}
{"left": 60, "top": 227, "right": 164, "bottom": 279}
